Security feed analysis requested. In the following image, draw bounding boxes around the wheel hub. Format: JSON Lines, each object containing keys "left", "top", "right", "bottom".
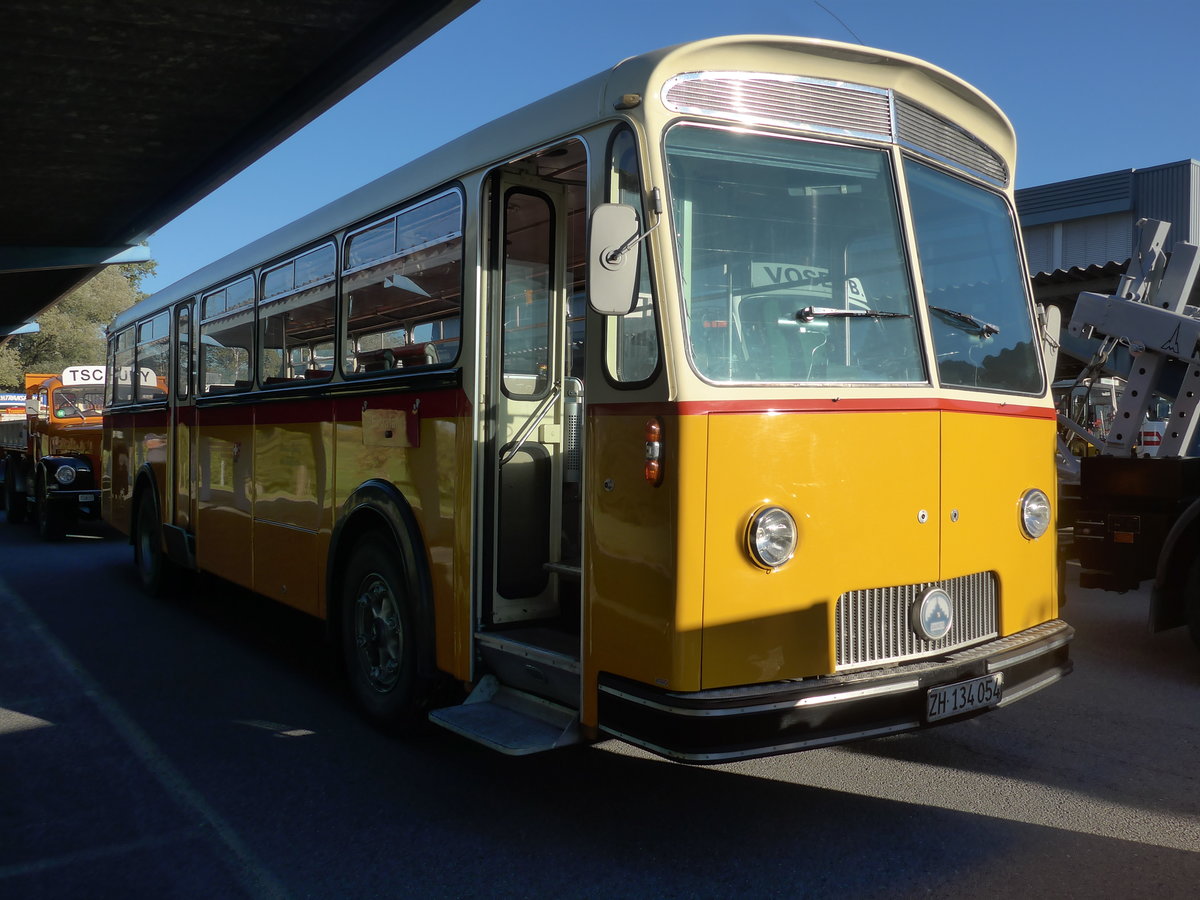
{"left": 354, "top": 575, "right": 403, "bottom": 692}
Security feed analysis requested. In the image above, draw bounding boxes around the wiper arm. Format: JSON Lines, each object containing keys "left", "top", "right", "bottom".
{"left": 929, "top": 305, "right": 999, "bottom": 337}
{"left": 796, "top": 306, "right": 911, "bottom": 323}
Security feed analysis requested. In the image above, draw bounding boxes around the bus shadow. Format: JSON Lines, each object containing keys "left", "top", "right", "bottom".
{"left": 87, "top": 542, "right": 1197, "bottom": 879}
{"left": 262, "top": 723, "right": 1165, "bottom": 899}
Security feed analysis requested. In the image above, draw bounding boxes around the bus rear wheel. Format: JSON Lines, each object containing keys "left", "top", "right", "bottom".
{"left": 1189, "top": 580, "right": 1200, "bottom": 653}
{"left": 133, "top": 491, "right": 170, "bottom": 596}
{"left": 340, "top": 535, "right": 424, "bottom": 731}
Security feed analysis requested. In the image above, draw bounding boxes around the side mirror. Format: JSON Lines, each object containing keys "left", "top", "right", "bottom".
{"left": 1038, "top": 303, "right": 1061, "bottom": 378}
{"left": 588, "top": 203, "right": 641, "bottom": 316}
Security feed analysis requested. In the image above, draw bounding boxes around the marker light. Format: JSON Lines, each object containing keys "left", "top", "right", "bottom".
{"left": 644, "top": 418, "right": 664, "bottom": 486}
{"left": 54, "top": 466, "right": 77, "bottom": 486}
{"left": 1019, "top": 488, "right": 1051, "bottom": 539}
{"left": 747, "top": 506, "right": 798, "bottom": 569}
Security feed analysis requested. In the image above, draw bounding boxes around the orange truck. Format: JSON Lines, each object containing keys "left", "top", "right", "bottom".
{"left": 0, "top": 366, "right": 106, "bottom": 538}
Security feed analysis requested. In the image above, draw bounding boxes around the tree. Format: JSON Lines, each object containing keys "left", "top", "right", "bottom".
{"left": 0, "top": 266, "right": 139, "bottom": 389}
{"left": 118, "top": 250, "right": 158, "bottom": 299}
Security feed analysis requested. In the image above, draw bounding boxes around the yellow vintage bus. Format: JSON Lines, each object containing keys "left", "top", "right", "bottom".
{"left": 104, "top": 35, "right": 1071, "bottom": 762}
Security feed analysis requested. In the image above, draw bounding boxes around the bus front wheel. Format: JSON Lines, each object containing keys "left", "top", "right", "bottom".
{"left": 340, "top": 535, "right": 424, "bottom": 731}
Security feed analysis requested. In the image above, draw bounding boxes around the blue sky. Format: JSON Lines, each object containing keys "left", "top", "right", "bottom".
{"left": 139, "top": 0, "right": 1200, "bottom": 294}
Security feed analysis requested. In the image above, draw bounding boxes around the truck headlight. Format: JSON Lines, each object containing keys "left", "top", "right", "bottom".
{"left": 54, "top": 466, "right": 77, "bottom": 486}
{"left": 1020, "top": 488, "right": 1051, "bottom": 539}
{"left": 747, "top": 506, "right": 798, "bottom": 569}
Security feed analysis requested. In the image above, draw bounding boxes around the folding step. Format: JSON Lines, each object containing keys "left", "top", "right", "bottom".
{"left": 476, "top": 630, "right": 580, "bottom": 706}
{"left": 428, "top": 675, "right": 581, "bottom": 755}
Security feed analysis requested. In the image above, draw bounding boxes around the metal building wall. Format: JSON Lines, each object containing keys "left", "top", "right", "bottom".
{"left": 1134, "top": 160, "right": 1200, "bottom": 249}
{"left": 1017, "top": 160, "right": 1200, "bottom": 273}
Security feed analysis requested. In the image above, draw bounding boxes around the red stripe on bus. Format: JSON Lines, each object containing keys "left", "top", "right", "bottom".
{"left": 105, "top": 408, "right": 171, "bottom": 428}
{"left": 105, "top": 389, "right": 470, "bottom": 429}
{"left": 590, "top": 397, "right": 1056, "bottom": 419}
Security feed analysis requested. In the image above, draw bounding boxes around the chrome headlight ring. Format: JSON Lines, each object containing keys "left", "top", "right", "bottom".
{"left": 1019, "top": 488, "right": 1051, "bottom": 539}
{"left": 747, "top": 506, "right": 798, "bottom": 570}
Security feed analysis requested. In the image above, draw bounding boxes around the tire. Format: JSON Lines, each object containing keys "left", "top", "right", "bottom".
{"left": 1189, "top": 582, "right": 1200, "bottom": 653}
{"left": 133, "top": 490, "right": 170, "bottom": 596}
{"left": 340, "top": 534, "right": 428, "bottom": 731}
{"left": 35, "top": 475, "right": 65, "bottom": 541}
{"left": 5, "top": 461, "right": 26, "bottom": 524}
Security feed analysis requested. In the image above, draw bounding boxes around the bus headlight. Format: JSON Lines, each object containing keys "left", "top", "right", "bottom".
{"left": 54, "top": 466, "right": 77, "bottom": 486}
{"left": 1019, "top": 488, "right": 1051, "bottom": 539}
{"left": 747, "top": 506, "right": 798, "bottom": 569}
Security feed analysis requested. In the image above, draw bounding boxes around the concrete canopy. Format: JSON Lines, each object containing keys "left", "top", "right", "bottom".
{"left": 0, "top": 0, "right": 478, "bottom": 332}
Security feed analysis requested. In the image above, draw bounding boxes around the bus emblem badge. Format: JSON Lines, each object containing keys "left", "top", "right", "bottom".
{"left": 911, "top": 587, "right": 953, "bottom": 642}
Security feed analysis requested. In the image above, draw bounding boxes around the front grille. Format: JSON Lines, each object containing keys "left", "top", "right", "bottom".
{"left": 835, "top": 571, "right": 998, "bottom": 671}
{"left": 663, "top": 72, "right": 893, "bottom": 142}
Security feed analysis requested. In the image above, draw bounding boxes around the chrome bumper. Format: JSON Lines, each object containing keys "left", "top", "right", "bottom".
{"left": 597, "top": 619, "right": 1073, "bottom": 763}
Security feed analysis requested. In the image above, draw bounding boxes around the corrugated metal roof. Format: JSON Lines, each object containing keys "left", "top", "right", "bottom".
{"left": 1031, "top": 260, "right": 1127, "bottom": 284}
{"left": 1016, "top": 170, "right": 1133, "bottom": 226}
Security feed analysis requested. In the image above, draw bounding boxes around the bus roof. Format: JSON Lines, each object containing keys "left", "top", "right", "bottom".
{"left": 112, "top": 34, "right": 1011, "bottom": 334}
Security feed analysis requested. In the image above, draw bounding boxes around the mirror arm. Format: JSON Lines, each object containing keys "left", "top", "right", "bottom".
{"left": 604, "top": 187, "right": 664, "bottom": 266}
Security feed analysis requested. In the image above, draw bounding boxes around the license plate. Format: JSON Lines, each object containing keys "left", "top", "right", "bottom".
{"left": 926, "top": 673, "right": 1003, "bottom": 723}
{"left": 77, "top": 494, "right": 95, "bottom": 502}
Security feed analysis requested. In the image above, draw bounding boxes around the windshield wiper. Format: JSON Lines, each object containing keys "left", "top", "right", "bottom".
{"left": 796, "top": 306, "right": 911, "bottom": 323}
{"left": 929, "top": 305, "right": 1000, "bottom": 338}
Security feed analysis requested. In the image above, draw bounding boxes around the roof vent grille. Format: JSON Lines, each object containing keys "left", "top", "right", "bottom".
{"left": 895, "top": 97, "right": 1008, "bottom": 186}
{"left": 662, "top": 72, "right": 893, "bottom": 142}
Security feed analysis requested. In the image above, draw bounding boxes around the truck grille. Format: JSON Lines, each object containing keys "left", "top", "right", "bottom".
{"left": 835, "top": 571, "right": 998, "bottom": 671}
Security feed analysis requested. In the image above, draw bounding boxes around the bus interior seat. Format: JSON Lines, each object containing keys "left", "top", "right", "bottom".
{"left": 740, "top": 296, "right": 804, "bottom": 381}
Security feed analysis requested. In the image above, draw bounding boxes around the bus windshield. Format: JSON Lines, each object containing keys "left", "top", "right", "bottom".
{"left": 905, "top": 159, "right": 1042, "bottom": 394}
{"left": 665, "top": 124, "right": 925, "bottom": 384}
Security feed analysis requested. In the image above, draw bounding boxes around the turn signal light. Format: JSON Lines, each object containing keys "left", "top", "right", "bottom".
{"left": 644, "top": 418, "right": 664, "bottom": 486}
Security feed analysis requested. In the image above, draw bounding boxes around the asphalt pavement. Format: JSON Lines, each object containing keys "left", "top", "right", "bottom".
{"left": 1, "top": 523, "right": 1198, "bottom": 898}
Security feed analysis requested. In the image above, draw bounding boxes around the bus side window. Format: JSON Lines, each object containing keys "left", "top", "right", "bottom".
{"left": 111, "top": 328, "right": 135, "bottom": 405}
{"left": 175, "top": 303, "right": 193, "bottom": 400}
{"left": 342, "top": 191, "right": 463, "bottom": 377}
{"left": 136, "top": 312, "right": 170, "bottom": 402}
{"left": 260, "top": 244, "right": 336, "bottom": 386}
{"left": 200, "top": 276, "right": 255, "bottom": 394}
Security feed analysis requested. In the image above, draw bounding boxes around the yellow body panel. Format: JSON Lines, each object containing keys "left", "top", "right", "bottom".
{"left": 701, "top": 409, "right": 941, "bottom": 688}
{"left": 332, "top": 405, "right": 472, "bottom": 681}
{"left": 584, "top": 404, "right": 1058, "bottom": 701}
{"left": 105, "top": 395, "right": 473, "bottom": 682}
{"left": 586, "top": 413, "right": 695, "bottom": 698}
{"left": 252, "top": 415, "right": 331, "bottom": 615}
{"left": 941, "top": 411, "right": 1059, "bottom": 633}
{"left": 196, "top": 423, "right": 254, "bottom": 589}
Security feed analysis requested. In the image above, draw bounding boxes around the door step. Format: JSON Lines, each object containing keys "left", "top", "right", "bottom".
{"left": 429, "top": 675, "right": 580, "bottom": 755}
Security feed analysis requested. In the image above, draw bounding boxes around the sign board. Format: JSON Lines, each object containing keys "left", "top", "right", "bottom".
{"left": 114, "top": 366, "right": 158, "bottom": 387}
{"left": 749, "top": 262, "right": 866, "bottom": 305}
{"left": 61, "top": 365, "right": 106, "bottom": 386}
